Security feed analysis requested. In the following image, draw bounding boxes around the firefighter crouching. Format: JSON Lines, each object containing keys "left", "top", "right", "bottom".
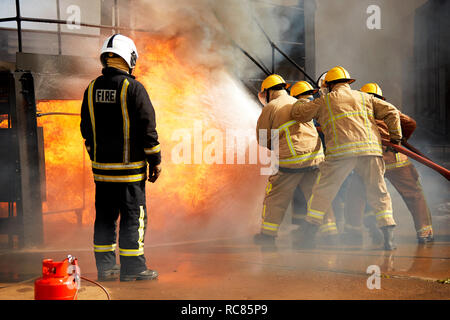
{"left": 344, "top": 83, "right": 434, "bottom": 245}
{"left": 80, "top": 34, "right": 162, "bottom": 281}
{"left": 290, "top": 66, "right": 402, "bottom": 251}
{"left": 254, "top": 75, "right": 336, "bottom": 249}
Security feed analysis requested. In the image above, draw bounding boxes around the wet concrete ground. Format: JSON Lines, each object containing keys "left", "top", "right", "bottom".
{"left": 0, "top": 231, "right": 449, "bottom": 300}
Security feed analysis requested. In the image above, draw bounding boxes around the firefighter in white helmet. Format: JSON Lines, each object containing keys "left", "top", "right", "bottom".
{"left": 80, "top": 34, "right": 161, "bottom": 281}
{"left": 290, "top": 66, "right": 402, "bottom": 250}
{"left": 254, "top": 75, "right": 335, "bottom": 249}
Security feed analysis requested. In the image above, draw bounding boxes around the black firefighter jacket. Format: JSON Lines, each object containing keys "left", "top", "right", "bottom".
{"left": 80, "top": 67, "right": 161, "bottom": 183}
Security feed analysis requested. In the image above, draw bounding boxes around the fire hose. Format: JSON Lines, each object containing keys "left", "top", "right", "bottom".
{"left": 315, "top": 126, "right": 450, "bottom": 181}
{"left": 400, "top": 140, "right": 431, "bottom": 161}
{"left": 381, "top": 139, "right": 450, "bottom": 181}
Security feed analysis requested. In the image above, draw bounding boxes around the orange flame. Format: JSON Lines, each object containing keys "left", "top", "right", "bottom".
{"left": 36, "top": 35, "right": 266, "bottom": 240}
{"left": 37, "top": 100, "right": 93, "bottom": 225}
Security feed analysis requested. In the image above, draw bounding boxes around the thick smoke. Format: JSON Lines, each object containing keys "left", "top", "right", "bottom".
{"left": 314, "top": 0, "right": 427, "bottom": 108}
{"left": 314, "top": 0, "right": 449, "bottom": 238}
{"left": 127, "top": 0, "right": 296, "bottom": 243}
{"left": 133, "top": 0, "right": 291, "bottom": 79}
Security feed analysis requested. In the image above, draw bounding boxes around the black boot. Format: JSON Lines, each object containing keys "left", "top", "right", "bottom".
{"left": 97, "top": 264, "right": 120, "bottom": 281}
{"left": 418, "top": 233, "right": 434, "bottom": 244}
{"left": 293, "top": 222, "right": 318, "bottom": 249}
{"left": 368, "top": 225, "right": 384, "bottom": 246}
{"left": 320, "top": 233, "right": 340, "bottom": 248}
{"left": 381, "top": 226, "right": 397, "bottom": 251}
{"left": 120, "top": 269, "right": 158, "bottom": 282}
{"left": 364, "top": 214, "right": 384, "bottom": 246}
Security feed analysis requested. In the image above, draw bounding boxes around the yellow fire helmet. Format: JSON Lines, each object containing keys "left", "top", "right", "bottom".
{"left": 324, "top": 66, "right": 355, "bottom": 85}
{"left": 290, "top": 81, "right": 318, "bottom": 98}
{"left": 260, "top": 74, "right": 290, "bottom": 93}
{"left": 360, "top": 82, "right": 385, "bottom": 100}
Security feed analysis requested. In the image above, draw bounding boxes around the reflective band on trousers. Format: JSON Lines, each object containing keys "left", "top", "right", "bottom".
{"left": 261, "top": 182, "right": 272, "bottom": 220}
{"left": 385, "top": 159, "right": 411, "bottom": 170}
{"left": 119, "top": 248, "right": 144, "bottom": 256}
{"left": 306, "top": 177, "right": 326, "bottom": 221}
{"left": 418, "top": 225, "right": 432, "bottom": 234}
{"left": 319, "top": 222, "right": 337, "bottom": 233}
{"left": 93, "top": 173, "right": 146, "bottom": 183}
{"left": 265, "top": 182, "right": 272, "bottom": 195}
{"left": 92, "top": 160, "right": 146, "bottom": 170}
{"left": 94, "top": 244, "right": 116, "bottom": 252}
{"left": 118, "top": 206, "right": 146, "bottom": 257}
{"left": 137, "top": 206, "right": 145, "bottom": 250}
{"left": 262, "top": 221, "right": 279, "bottom": 231}
{"left": 307, "top": 209, "right": 325, "bottom": 220}
{"left": 375, "top": 210, "right": 393, "bottom": 221}
{"left": 145, "top": 144, "right": 161, "bottom": 155}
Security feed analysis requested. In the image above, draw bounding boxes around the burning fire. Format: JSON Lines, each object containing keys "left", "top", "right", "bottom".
{"left": 37, "top": 100, "right": 92, "bottom": 225}
{"left": 37, "top": 34, "right": 265, "bottom": 240}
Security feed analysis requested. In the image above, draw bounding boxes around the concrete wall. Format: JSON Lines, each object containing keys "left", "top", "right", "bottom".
{"left": 314, "top": 0, "right": 427, "bottom": 114}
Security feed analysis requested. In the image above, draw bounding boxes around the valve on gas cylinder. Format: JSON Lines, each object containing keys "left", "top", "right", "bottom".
{"left": 34, "top": 255, "right": 80, "bottom": 300}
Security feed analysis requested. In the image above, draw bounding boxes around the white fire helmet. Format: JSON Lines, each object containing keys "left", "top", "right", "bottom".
{"left": 100, "top": 34, "right": 139, "bottom": 69}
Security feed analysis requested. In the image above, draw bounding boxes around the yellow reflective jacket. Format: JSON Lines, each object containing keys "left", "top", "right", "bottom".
{"left": 256, "top": 90, "right": 324, "bottom": 169}
{"left": 291, "top": 83, "right": 402, "bottom": 159}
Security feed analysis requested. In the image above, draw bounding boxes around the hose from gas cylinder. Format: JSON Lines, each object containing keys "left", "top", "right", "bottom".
{"left": 80, "top": 276, "right": 111, "bottom": 300}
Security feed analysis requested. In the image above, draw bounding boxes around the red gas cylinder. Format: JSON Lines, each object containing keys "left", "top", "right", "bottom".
{"left": 34, "top": 255, "right": 80, "bottom": 300}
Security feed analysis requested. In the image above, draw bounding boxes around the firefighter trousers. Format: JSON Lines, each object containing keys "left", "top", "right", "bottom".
{"left": 345, "top": 164, "right": 432, "bottom": 236}
{"left": 261, "top": 167, "right": 336, "bottom": 236}
{"left": 293, "top": 179, "right": 349, "bottom": 235}
{"left": 306, "top": 156, "right": 396, "bottom": 228}
{"left": 93, "top": 180, "right": 148, "bottom": 274}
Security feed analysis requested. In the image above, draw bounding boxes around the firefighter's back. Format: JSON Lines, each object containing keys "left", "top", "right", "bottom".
{"left": 317, "top": 83, "right": 383, "bottom": 159}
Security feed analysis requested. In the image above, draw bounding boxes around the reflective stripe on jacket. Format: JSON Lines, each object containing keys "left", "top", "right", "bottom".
{"left": 291, "top": 83, "right": 402, "bottom": 159}
{"left": 256, "top": 90, "right": 324, "bottom": 169}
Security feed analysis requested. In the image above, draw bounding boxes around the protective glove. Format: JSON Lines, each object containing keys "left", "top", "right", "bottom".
{"left": 148, "top": 164, "right": 161, "bottom": 183}
{"left": 385, "top": 139, "right": 400, "bottom": 153}
{"left": 84, "top": 142, "right": 93, "bottom": 160}
{"left": 319, "top": 87, "right": 329, "bottom": 97}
